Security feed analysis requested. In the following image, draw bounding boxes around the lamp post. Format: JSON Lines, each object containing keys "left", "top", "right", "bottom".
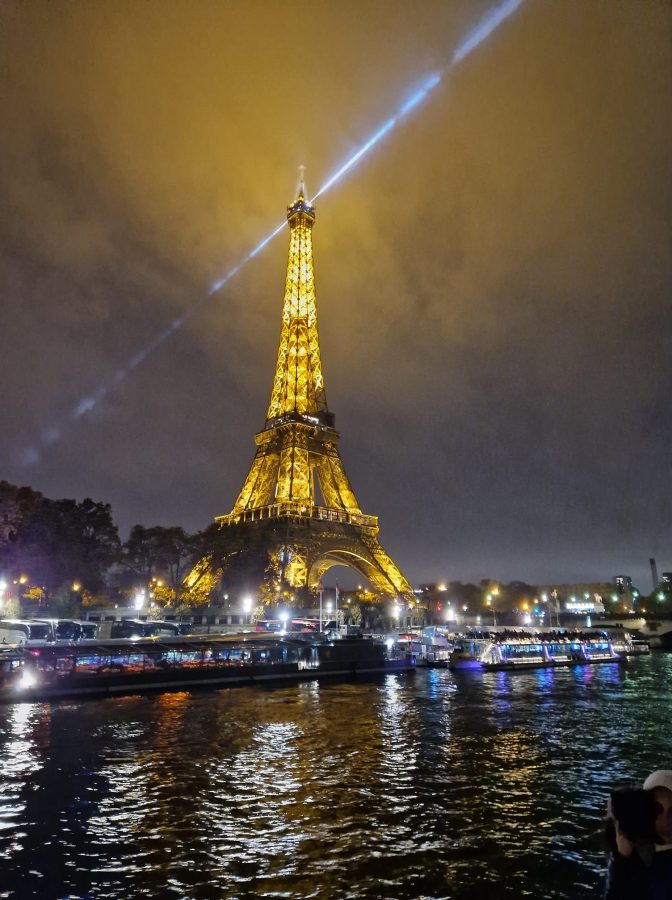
{"left": 485, "top": 594, "right": 496, "bottom": 627}
{"left": 242, "top": 595, "right": 253, "bottom": 626}
{"left": 318, "top": 581, "right": 324, "bottom": 632}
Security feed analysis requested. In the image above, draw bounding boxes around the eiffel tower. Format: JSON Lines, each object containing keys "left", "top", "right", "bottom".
{"left": 188, "top": 176, "right": 413, "bottom": 603}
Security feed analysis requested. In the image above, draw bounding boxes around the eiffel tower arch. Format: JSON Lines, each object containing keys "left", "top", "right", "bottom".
{"left": 188, "top": 177, "right": 413, "bottom": 603}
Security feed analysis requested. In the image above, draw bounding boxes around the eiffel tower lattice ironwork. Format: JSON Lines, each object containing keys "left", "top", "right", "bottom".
{"left": 188, "top": 177, "right": 413, "bottom": 602}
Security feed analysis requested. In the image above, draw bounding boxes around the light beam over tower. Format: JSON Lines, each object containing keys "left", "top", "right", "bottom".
{"left": 20, "top": 0, "right": 526, "bottom": 465}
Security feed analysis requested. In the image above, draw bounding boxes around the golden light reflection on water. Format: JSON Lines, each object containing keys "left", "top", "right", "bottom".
{"left": 1, "top": 659, "right": 672, "bottom": 898}
{"left": 0, "top": 703, "right": 48, "bottom": 858}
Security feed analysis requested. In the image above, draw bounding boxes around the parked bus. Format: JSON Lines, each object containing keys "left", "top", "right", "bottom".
{"left": 0, "top": 619, "right": 55, "bottom": 644}
{"left": 255, "top": 619, "right": 283, "bottom": 633}
{"left": 110, "top": 619, "right": 181, "bottom": 639}
{"left": 291, "top": 619, "right": 320, "bottom": 633}
{"left": 55, "top": 620, "right": 99, "bottom": 641}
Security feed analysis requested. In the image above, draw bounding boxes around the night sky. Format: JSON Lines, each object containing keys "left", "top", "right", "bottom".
{"left": 1, "top": 1, "right": 670, "bottom": 590}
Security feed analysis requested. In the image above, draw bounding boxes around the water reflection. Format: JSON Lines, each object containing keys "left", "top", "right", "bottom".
{"left": 0, "top": 657, "right": 671, "bottom": 898}
{"left": 0, "top": 703, "right": 45, "bottom": 858}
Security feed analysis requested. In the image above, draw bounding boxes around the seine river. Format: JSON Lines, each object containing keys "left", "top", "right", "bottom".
{"left": 1, "top": 654, "right": 671, "bottom": 899}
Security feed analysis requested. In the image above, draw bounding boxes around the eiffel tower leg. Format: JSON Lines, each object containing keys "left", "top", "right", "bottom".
{"left": 304, "top": 526, "right": 414, "bottom": 602}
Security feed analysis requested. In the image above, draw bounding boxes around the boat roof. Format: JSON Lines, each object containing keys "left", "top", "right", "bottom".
{"left": 19, "top": 632, "right": 330, "bottom": 651}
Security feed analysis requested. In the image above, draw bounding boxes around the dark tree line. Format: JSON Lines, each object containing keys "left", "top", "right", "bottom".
{"left": 0, "top": 480, "right": 202, "bottom": 607}
{"left": 0, "top": 481, "right": 119, "bottom": 598}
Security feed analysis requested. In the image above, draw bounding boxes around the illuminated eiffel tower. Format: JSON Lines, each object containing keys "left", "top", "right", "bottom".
{"left": 188, "top": 176, "right": 413, "bottom": 603}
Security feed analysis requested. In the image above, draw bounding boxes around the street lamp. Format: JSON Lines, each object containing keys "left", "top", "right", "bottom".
{"left": 485, "top": 593, "right": 497, "bottom": 627}
{"left": 279, "top": 610, "right": 289, "bottom": 633}
{"left": 133, "top": 589, "right": 145, "bottom": 611}
{"left": 242, "top": 595, "right": 253, "bottom": 625}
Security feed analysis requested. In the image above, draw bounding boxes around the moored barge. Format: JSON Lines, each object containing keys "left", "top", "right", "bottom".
{"left": 0, "top": 633, "right": 415, "bottom": 703}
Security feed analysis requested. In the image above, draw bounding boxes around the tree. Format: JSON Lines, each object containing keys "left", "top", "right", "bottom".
{"left": 344, "top": 600, "right": 362, "bottom": 626}
{"left": 0, "top": 480, "right": 42, "bottom": 573}
{"left": 642, "top": 587, "right": 672, "bottom": 617}
{"left": 0, "top": 481, "right": 121, "bottom": 600}
{"left": 123, "top": 525, "right": 196, "bottom": 588}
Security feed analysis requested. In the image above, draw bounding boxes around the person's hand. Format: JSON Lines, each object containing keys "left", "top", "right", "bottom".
{"left": 614, "top": 823, "right": 635, "bottom": 858}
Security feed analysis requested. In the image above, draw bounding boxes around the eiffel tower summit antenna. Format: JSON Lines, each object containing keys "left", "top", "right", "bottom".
{"left": 297, "top": 164, "right": 306, "bottom": 198}
{"left": 186, "top": 184, "right": 413, "bottom": 604}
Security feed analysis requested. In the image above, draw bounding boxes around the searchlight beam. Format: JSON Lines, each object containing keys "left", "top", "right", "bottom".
{"left": 20, "top": 0, "right": 525, "bottom": 465}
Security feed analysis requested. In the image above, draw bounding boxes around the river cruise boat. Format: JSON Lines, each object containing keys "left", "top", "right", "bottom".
{"left": 0, "top": 633, "right": 415, "bottom": 704}
{"left": 449, "top": 631, "right": 624, "bottom": 671}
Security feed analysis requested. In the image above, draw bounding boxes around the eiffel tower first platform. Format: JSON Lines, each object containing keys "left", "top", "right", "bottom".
{"left": 188, "top": 178, "right": 413, "bottom": 604}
